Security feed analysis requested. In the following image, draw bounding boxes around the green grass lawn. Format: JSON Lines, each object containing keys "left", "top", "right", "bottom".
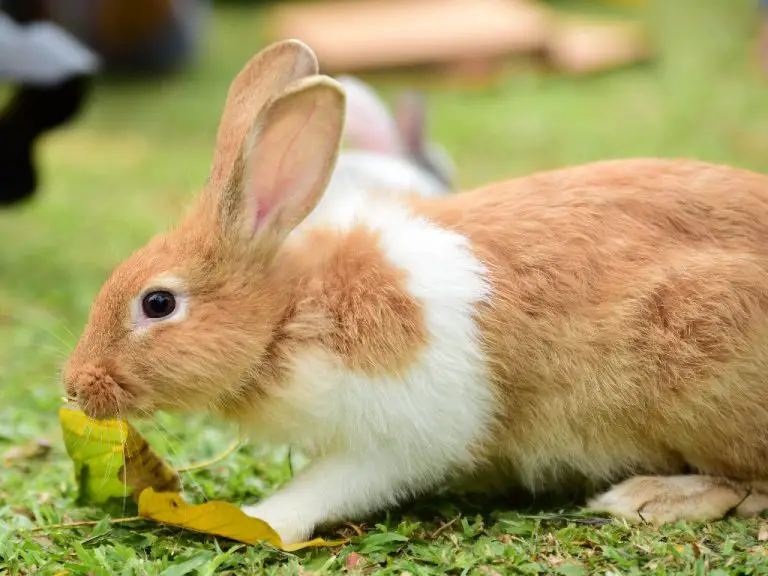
{"left": 3, "top": 0, "right": 768, "bottom": 573}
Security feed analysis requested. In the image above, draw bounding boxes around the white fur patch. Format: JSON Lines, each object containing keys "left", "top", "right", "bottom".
{"left": 242, "top": 197, "right": 494, "bottom": 542}
{"left": 304, "top": 151, "right": 448, "bottom": 228}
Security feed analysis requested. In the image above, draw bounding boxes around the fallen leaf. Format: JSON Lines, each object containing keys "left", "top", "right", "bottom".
{"left": 137, "top": 488, "right": 346, "bottom": 551}
{"left": 60, "top": 405, "right": 345, "bottom": 550}
{"left": 759, "top": 522, "right": 768, "bottom": 541}
{"left": 3, "top": 438, "right": 51, "bottom": 464}
{"left": 59, "top": 405, "right": 180, "bottom": 503}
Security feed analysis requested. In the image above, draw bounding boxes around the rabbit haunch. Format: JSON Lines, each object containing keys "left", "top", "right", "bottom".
{"left": 409, "top": 158, "right": 768, "bottom": 486}
{"left": 64, "top": 39, "right": 768, "bottom": 544}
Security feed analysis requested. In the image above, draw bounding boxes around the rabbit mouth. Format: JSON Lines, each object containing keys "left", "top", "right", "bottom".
{"left": 65, "top": 363, "right": 140, "bottom": 421}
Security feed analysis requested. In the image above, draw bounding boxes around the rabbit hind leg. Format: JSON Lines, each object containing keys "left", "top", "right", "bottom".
{"left": 586, "top": 475, "right": 768, "bottom": 524}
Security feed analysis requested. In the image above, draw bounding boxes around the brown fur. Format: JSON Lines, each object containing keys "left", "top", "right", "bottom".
{"left": 63, "top": 223, "right": 284, "bottom": 417}
{"left": 409, "top": 158, "right": 768, "bottom": 490}
{"left": 66, "top": 42, "right": 329, "bottom": 418}
{"left": 65, "top": 219, "right": 426, "bottom": 416}
{"left": 282, "top": 227, "right": 427, "bottom": 377}
{"left": 65, "top": 56, "right": 426, "bottom": 418}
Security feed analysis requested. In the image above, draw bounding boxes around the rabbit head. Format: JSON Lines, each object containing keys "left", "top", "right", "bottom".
{"left": 63, "top": 40, "right": 347, "bottom": 420}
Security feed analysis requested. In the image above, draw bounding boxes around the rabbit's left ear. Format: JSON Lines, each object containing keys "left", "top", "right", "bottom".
{"left": 217, "top": 76, "right": 346, "bottom": 257}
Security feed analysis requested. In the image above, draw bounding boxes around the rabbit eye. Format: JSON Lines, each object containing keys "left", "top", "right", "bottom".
{"left": 141, "top": 290, "right": 177, "bottom": 319}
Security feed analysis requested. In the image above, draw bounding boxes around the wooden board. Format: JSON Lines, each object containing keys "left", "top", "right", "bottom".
{"left": 268, "top": 0, "right": 554, "bottom": 74}
{"left": 545, "top": 18, "right": 651, "bottom": 75}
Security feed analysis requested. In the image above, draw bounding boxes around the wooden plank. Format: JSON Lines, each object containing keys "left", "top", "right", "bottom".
{"left": 268, "top": 0, "right": 554, "bottom": 74}
{"left": 545, "top": 18, "right": 651, "bottom": 75}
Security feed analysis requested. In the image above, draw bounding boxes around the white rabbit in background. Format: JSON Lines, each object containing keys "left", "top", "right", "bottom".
{"left": 305, "top": 75, "right": 455, "bottom": 225}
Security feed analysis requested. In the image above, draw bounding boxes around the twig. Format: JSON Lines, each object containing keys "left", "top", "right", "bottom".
{"left": 24, "top": 516, "right": 143, "bottom": 533}
{"left": 430, "top": 516, "right": 459, "bottom": 539}
{"left": 176, "top": 439, "right": 242, "bottom": 473}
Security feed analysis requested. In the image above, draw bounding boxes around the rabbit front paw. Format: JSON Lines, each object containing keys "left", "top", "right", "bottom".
{"left": 242, "top": 500, "right": 314, "bottom": 545}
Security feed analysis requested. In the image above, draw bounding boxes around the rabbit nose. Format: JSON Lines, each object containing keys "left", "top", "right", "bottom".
{"left": 65, "top": 364, "right": 129, "bottom": 420}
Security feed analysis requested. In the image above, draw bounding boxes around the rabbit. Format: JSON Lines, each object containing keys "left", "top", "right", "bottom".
{"left": 337, "top": 74, "right": 454, "bottom": 193}
{"left": 64, "top": 39, "right": 768, "bottom": 545}
{"left": 304, "top": 75, "right": 454, "bottom": 226}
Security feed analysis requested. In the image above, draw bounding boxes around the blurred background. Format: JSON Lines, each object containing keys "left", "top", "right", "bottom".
{"left": 0, "top": 0, "right": 765, "bottom": 475}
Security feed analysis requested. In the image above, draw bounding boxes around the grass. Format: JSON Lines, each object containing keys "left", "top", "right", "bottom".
{"left": 2, "top": 0, "right": 768, "bottom": 573}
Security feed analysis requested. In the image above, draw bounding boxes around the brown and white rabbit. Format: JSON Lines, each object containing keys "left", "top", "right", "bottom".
{"left": 64, "top": 39, "right": 768, "bottom": 544}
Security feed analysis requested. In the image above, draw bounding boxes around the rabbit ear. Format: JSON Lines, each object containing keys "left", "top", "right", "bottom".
{"left": 208, "top": 40, "right": 319, "bottom": 190}
{"left": 394, "top": 90, "right": 427, "bottom": 158}
{"left": 218, "top": 76, "right": 345, "bottom": 256}
{"left": 337, "top": 75, "right": 404, "bottom": 155}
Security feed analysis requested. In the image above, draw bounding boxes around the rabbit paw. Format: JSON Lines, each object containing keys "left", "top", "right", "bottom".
{"left": 587, "top": 475, "right": 750, "bottom": 524}
{"left": 242, "top": 500, "right": 313, "bottom": 545}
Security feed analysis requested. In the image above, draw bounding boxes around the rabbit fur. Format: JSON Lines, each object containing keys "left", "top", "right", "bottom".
{"left": 64, "top": 40, "right": 768, "bottom": 544}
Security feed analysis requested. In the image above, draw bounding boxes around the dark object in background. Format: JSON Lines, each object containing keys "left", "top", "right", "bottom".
{"left": 0, "top": 76, "right": 91, "bottom": 206}
{"left": 0, "top": 0, "right": 209, "bottom": 206}
{"left": 0, "top": 9, "right": 98, "bottom": 206}
{"left": 3, "top": 0, "right": 210, "bottom": 77}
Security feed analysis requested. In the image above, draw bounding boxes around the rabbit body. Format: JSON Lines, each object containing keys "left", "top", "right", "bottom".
{"left": 64, "top": 41, "right": 768, "bottom": 545}
{"left": 239, "top": 157, "right": 768, "bottom": 542}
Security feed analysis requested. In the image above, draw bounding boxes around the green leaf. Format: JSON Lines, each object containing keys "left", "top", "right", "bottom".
{"left": 158, "top": 553, "right": 214, "bottom": 576}
{"left": 358, "top": 532, "right": 410, "bottom": 554}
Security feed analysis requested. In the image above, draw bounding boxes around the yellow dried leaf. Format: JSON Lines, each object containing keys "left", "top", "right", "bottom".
{"left": 58, "top": 405, "right": 180, "bottom": 503}
{"left": 59, "top": 406, "right": 345, "bottom": 549}
{"left": 137, "top": 488, "right": 346, "bottom": 551}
